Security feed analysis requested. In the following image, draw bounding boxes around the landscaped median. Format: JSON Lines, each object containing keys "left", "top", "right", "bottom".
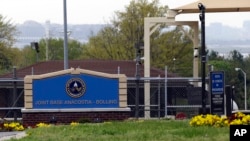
{"left": 0, "top": 112, "right": 248, "bottom": 141}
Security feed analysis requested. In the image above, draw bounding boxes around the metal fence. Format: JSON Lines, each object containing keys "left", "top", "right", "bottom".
{"left": 0, "top": 75, "right": 210, "bottom": 120}
{"left": 0, "top": 78, "right": 24, "bottom": 120}
{"left": 127, "top": 77, "right": 210, "bottom": 119}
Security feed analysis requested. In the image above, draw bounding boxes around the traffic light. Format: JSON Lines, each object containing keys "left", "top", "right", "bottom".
{"left": 31, "top": 42, "right": 39, "bottom": 53}
{"left": 134, "top": 42, "right": 144, "bottom": 65}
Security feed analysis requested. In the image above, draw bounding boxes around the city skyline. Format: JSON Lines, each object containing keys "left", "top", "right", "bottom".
{"left": 0, "top": 0, "right": 249, "bottom": 27}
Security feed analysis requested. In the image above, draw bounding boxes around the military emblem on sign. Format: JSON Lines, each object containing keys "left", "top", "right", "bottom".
{"left": 66, "top": 78, "right": 86, "bottom": 98}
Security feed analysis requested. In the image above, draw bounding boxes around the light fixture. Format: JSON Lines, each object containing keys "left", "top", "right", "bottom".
{"left": 31, "top": 42, "right": 39, "bottom": 53}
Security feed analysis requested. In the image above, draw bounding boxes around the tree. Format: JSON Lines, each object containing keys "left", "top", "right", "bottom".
{"left": 3, "top": 37, "right": 84, "bottom": 71}
{"left": 17, "top": 45, "right": 37, "bottom": 67}
{"left": 38, "top": 38, "right": 64, "bottom": 61}
{"left": 0, "top": 46, "right": 12, "bottom": 74}
{"left": 152, "top": 27, "right": 193, "bottom": 76}
{"left": 0, "top": 15, "right": 17, "bottom": 47}
{"left": 82, "top": 26, "right": 126, "bottom": 60}
{"left": 207, "top": 49, "right": 248, "bottom": 109}
{"left": 31, "top": 38, "right": 84, "bottom": 61}
{"left": 0, "top": 15, "right": 18, "bottom": 74}
{"left": 82, "top": 0, "right": 194, "bottom": 76}
{"left": 207, "top": 50, "right": 224, "bottom": 61}
{"left": 228, "top": 49, "right": 244, "bottom": 64}
{"left": 83, "top": 0, "right": 168, "bottom": 61}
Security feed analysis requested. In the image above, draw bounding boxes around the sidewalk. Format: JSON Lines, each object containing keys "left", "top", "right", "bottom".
{"left": 0, "top": 131, "right": 26, "bottom": 141}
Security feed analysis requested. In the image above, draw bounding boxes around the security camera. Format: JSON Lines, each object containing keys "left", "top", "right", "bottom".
{"left": 198, "top": 3, "right": 205, "bottom": 10}
{"left": 194, "top": 48, "right": 199, "bottom": 58}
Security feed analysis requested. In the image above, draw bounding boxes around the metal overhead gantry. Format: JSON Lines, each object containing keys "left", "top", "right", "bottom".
{"left": 143, "top": 13, "right": 199, "bottom": 118}
{"left": 143, "top": 0, "right": 250, "bottom": 118}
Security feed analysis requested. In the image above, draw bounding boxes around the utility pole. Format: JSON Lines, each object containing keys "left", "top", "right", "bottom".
{"left": 135, "top": 42, "right": 143, "bottom": 119}
{"left": 63, "top": 0, "right": 68, "bottom": 69}
{"left": 45, "top": 20, "right": 50, "bottom": 61}
{"left": 13, "top": 66, "right": 17, "bottom": 121}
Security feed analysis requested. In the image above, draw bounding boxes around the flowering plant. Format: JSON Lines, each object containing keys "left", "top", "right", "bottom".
{"left": 189, "top": 112, "right": 250, "bottom": 127}
{"left": 36, "top": 122, "right": 51, "bottom": 128}
{"left": 0, "top": 122, "right": 25, "bottom": 131}
{"left": 70, "top": 122, "right": 79, "bottom": 126}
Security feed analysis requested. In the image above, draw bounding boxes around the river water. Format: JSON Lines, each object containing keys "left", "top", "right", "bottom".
{"left": 207, "top": 44, "right": 250, "bottom": 58}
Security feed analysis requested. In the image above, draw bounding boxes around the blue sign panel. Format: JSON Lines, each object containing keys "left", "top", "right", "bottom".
{"left": 210, "top": 71, "right": 225, "bottom": 115}
{"left": 32, "top": 74, "right": 119, "bottom": 109}
{"left": 211, "top": 72, "right": 224, "bottom": 94}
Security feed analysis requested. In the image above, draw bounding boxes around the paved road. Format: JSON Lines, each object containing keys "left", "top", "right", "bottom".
{"left": 0, "top": 131, "right": 26, "bottom": 141}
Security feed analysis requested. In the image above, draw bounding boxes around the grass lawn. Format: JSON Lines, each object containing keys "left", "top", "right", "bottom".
{"left": 9, "top": 119, "right": 229, "bottom": 141}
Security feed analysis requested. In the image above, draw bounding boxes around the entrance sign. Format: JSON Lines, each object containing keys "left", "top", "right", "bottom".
{"left": 210, "top": 71, "right": 225, "bottom": 115}
{"left": 33, "top": 74, "right": 119, "bottom": 108}
{"left": 22, "top": 68, "right": 130, "bottom": 126}
{"left": 24, "top": 68, "right": 127, "bottom": 109}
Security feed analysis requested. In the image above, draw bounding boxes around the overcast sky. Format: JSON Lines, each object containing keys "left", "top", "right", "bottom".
{"left": 0, "top": 0, "right": 250, "bottom": 27}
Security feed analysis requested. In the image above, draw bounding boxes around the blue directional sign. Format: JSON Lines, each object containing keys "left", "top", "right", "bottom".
{"left": 210, "top": 71, "right": 225, "bottom": 115}
{"left": 211, "top": 72, "right": 224, "bottom": 94}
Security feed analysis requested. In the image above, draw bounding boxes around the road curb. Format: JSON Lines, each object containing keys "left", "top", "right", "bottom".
{"left": 0, "top": 131, "right": 26, "bottom": 141}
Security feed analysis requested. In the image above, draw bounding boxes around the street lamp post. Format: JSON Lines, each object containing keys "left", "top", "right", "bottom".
{"left": 198, "top": 3, "right": 207, "bottom": 114}
{"left": 235, "top": 68, "right": 247, "bottom": 110}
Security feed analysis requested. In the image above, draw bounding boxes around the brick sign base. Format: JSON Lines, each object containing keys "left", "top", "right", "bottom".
{"left": 22, "top": 108, "right": 131, "bottom": 127}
